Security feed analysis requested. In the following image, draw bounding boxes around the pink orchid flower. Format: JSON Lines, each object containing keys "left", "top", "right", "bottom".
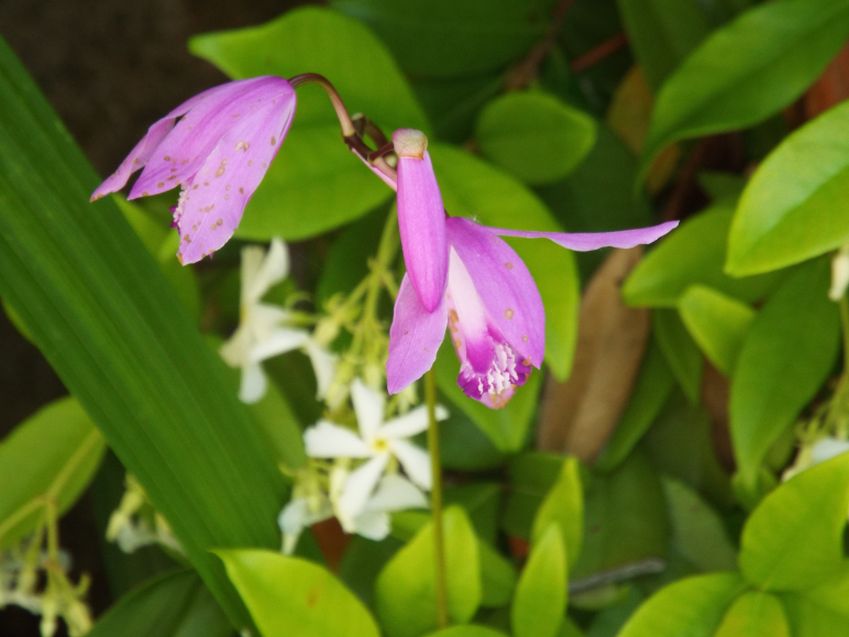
{"left": 385, "top": 129, "right": 678, "bottom": 408}
{"left": 91, "top": 76, "right": 296, "bottom": 264}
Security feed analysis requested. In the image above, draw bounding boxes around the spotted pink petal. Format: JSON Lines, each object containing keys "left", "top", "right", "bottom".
{"left": 447, "top": 217, "right": 545, "bottom": 367}
{"left": 394, "top": 135, "right": 448, "bottom": 313}
{"left": 483, "top": 220, "right": 679, "bottom": 251}
{"left": 129, "top": 77, "right": 292, "bottom": 200}
{"left": 175, "top": 95, "right": 296, "bottom": 264}
{"left": 386, "top": 274, "right": 448, "bottom": 394}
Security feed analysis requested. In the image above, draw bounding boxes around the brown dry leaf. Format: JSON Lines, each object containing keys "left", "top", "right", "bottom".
{"left": 805, "top": 43, "right": 849, "bottom": 118}
{"left": 606, "top": 65, "right": 680, "bottom": 194}
{"left": 537, "top": 248, "right": 650, "bottom": 461}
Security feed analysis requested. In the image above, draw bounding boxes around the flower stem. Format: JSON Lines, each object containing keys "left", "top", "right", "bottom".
{"left": 289, "top": 73, "right": 357, "bottom": 137}
{"left": 425, "top": 369, "right": 449, "bottom": 628}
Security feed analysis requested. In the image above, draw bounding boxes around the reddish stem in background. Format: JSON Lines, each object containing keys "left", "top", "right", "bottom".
{"left": 570, "top": 33, "right": 629, "bottom": 74}
{"left": 504, "top": 0, "right": 575, "bottom": 90}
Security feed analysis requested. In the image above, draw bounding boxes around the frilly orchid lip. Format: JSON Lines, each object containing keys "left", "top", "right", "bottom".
{"left": 90, "top": 76, "right": 297, "bottom": 264}
{"left": 383, "top": 128, "right": 678, "bottom": 408}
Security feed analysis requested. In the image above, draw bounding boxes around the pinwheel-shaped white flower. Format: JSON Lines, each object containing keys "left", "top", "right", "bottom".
{"left": 220, "top": 238, "right": 336, "bottom": 403}
{"left": 305, "top": 380, "right": 445, "bottom": 527}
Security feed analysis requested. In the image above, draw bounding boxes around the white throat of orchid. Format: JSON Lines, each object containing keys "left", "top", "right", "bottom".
{"left": 445, "top": 248, "right": 531, "bottom": 408}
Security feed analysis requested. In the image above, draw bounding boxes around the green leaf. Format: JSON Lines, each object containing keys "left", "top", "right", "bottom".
{"left": 624, "top": 204, "right": 778, "bottom": 307}
{"left": 423, "top": 627, "right": 509, "bottom": 637}
{"left": 617, "top": 0, "right": 712, "bottom": 88}
{"left": 479, "top": 540, "right": 517, "bottom": 608}
{"left": 0, "top": 37, "right": 285, "bottom": 626}
{"left": 376, "top": 506, "right": 481, "bottom": 637}
{"left": 678, "top": 285, "right": 754, "bottom": 375}
{"left": 730, "top": 260, "right": 839, "bottom": 486}
{"left": 330, "top": 0, "right": 557, "bottom": 77}
{"left": 595, "top": 342, "right": 674, "bottom": 471}
{"left": 0, "top": 397, "right": 105, "bottom": 549}
{"left": 218, "top": 549, "right": 380, "bottom": 637}
{"left": 431, "top": 143, "right": 580, "bottom": 379}
{"left": 573, "top": 452, "right": 669, "bottom": 579}
{"left": 476, "top": 92, "right": 596, "bottom": 185}
{"left": 512, "top": 526, "right": 567, "bottom": 637}
{"left": 531, "top": 457, "right": 583, "bottom": 569}
{"left": 435, "top": 339, "right": 541, "bottom": 452}
{"left": 781, "top": 566, "right": 849, "bottom": 637}
{"left": 617, "top": 573, "right": 745, "bottom": 637}
{"left": 740, "top": 453, "right": 849, "bottom": 591}
{"left": 502, "top": 452, "right": 565, "bottom": 539}
{"left": 190, "top": 7, "right": 429, "bottom": 239}
{"left": 653, "top": 310, "right": 703, "bottom": 404}
{"left": 727, "top": 100, "right": 849, "bottom": 275}
{"left": 662, "top": 477, "right": 737, "bottom": 573}
{"left": 715, "top": 591, "right": 790, "bottom": 637}
{"left": 87, "top": 570, "right": 231, "bottom": 637}
{"left": 639, "top": 0, "right": 849, "bottom": 181}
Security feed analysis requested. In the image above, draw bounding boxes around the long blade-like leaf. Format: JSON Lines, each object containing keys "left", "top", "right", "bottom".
{"left": 0, "top": 37, "right": 285, "bottom": 627}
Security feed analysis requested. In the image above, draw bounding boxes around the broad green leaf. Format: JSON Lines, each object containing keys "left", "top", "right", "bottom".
{"left": 595, "top": 342, "right": 674, "bottom": 470}
{"left": 731, "top": 261, "right": 839, "bottom": 486}
{"left": 376, "top": 506, "right": 481, "bottom": 637}
{"left": 218, "top": 549, "right": 379, "bottom": 637}
{"left": 653, "top": 310, "right": 702, "bottom": 404}
{"left": 435, "top": 339, "right": 541, "bottom": 452}
{"left": 439, "top": 407, "right": 508, "bottom": 472}
{"left": 572, "top": 452, "right": 669, "bottom": 579}
{"left": 740, "top": 453, "right": 849, "bottom": 591}
{"left": 617, "top": 0, "right": 712, "bottom": 88}
{"left": 431, "top": 143, "right": 579, "bottom": 379}
{"left": 330, "top": 0, "right": 557, "bottom": 77}
{"left": 424, "top": 627, "right": 509, "bottom": 637}
{"left": 0, "top": 397, "right": 105, "bottom": 549}
{"left": 531, "top": 457, "right": 583, "bottom": 568}
{"left": 781, "top": 566, "right": 849, "bottom": 637}
{"left": 502, "top": 452, "right": 565, "bottom": 539}
{"left": 0, "top": 38, "right": 285, "bottom": 626}
{"left": 190, "top": 7, "right": 429, "bottom": 239}
{"left": 639, "top": 0, "right": 849, "bottom": 181}
{"left": 445, "top": 483, "right": 501, "bottom": 544}
{"left": 678, "top": 285, "right": 754, "bottom": 375}
{"left": 512, "top": 526, "right": 567, "bottom": 637}
{"left": 87, "top": 570, "right": 231, "bottom": 637}
{"left": 413, "top": 73, "right": 503, "bottom": 142}
{"left": 715, "top": 591, "right": 789, "bottom": 637}
{"left": 476, "top": 92, "right": 596, "bottom": 185}
{"left": 662, "top": 478, "right": 737, "bottom": 573}
{"left": 624, "top": 204, "right": 778, "bottom": 307}
{"left": 727, "top": 100, "right": 849, "bottom": 275}
{"left": 617, "top": 573, "right": 745, "bottom": 637}
{"left": 479, "top": 540, "right": 517, "bottom": 608}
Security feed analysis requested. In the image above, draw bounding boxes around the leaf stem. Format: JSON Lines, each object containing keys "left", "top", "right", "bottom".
{"left": 425, "top": 369, "right": 448, "bottom": 628}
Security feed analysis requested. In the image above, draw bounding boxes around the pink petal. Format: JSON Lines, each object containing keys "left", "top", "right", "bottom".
{"left": 484, "top": 220, "right": 679, "bottom": 251}
{"left": 386, "top": 274, "right": 448, "bottom": 394}
{"left": 446, "top": 217, "right": 545, "bottom": 367}
{"left": 350, "top": 149, "right": 398, "bottom": 190}
{"left": 394, "top": 140, "right": 448, "bottom": 313}
{"left": 129, "top": 77, "right": 294, "bottom": 200}
{"left": 175, "top": 94, "right": 297, "bottom": 264}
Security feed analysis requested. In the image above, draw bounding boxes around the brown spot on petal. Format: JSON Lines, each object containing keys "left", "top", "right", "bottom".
{"left": 504, "top": 308, "right": 514, "bottom": 320}
{"left": 247, "top": 160, "right": 253, "bottom": 167}
{"left": 192, "top": 184, "right": 199, "bottom": 190}
{"left": 163, "top": 155, "right": 171, "bottom": 161}
{"left": 215, "top": 160, "right": 227, "bottom": 177}
{"left": 157, "top": 181, "right": 165, "bottom": 188}
{"left": 235, "top": 140, "right": 250, "bottom": 152}
{"left": 211, "top": 218, "right": 224, "bottom": 229}
{"left": 521, "top": 335, "right": 529, "bottom": 343}
{"left": 270, "top": 135, "right": 277, "bottom": 146}
{"left": 238, "top": 187, "right": 245, "bottom": 195}
{"left": 505, "top": 262, "right": 514, "bottom": 270}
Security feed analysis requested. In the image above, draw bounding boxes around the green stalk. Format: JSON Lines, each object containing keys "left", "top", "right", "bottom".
{"left": 425, "top": 369, "right": 448, "bottom": 628}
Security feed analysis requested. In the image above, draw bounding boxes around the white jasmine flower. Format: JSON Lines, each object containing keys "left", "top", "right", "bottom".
{"left": 783, "top": 435, "right": 849, "bottom": 481}
{"left": 830, "top": 244, "right": 849, "bottom": 301}
{"left": 220, "top": 238, "right": 337, "bottom": 403}
{"left": 304, "top": 379, "right": 446, "bottom": 529}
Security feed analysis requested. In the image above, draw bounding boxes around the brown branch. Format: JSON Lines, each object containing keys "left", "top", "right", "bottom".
{"left": 570, "top": 33, "right": 629, "bottom": 74}
{"left": 504, "top": 0, "right": 576, "bottom": 90}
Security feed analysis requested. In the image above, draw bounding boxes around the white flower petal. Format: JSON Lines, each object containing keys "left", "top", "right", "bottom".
{"left": 304, "top": 421, "right": 371, "bottom": 459}
{"left": 249, "top": 327, "right": 310, "bottom": 363}
{"left": 220, "top": 327, "right": 250, "bottom": 367}
{"left": 391, "top": 440, "right": 431, "bottom": 490}
{"left": 239, "top": 363, "right": 267, "bottom": 404}
{"left": 811, "top": 437, "right": 849, "bottom": 464}
{"left": 336, "top": 454, "right": 390, "bottom": 528}
{"left": 351, "top": 379, "right": 386, "bottom": 442}
{"left": 244, "top": 238, "right": 289, "bottom": 305}
{"left": 380, "top": 404, "right": 448, "bottom": 440}
{"left": 365, "top": 474, "right": 427, "bottom": 513}
{"left": 304, "top": 340, "right": 338, "bottom": 399}
{"left": 352, "top": 511, "right": 391, "bottom": 541}
{"left": 278, "top": 497, "right": 332, "bottom": 555}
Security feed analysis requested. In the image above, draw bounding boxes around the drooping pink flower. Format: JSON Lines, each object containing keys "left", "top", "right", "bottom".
{"left": 91, "top": 76, "right": 296, "bottom": 264}
{"left": 385, "top": 129, "right": 677, "bottom": 408}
